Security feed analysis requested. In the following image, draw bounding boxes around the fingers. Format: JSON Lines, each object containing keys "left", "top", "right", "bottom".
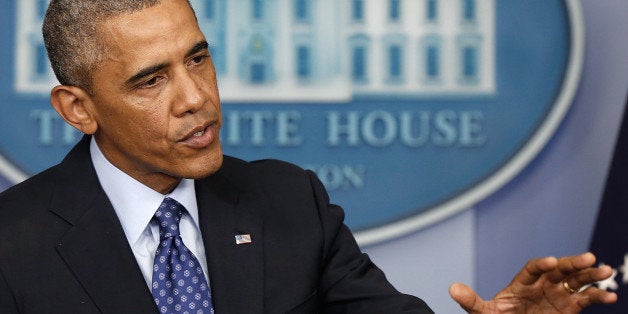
{"left": 574, "top": 286, "right": 618, "bottom": 308}
{"left": 562, "top": 264, "right": 614, "bottom": 292}
{"left": 449, "top": 282, "right": 484, "bottom": 313}
{"left": 469, "top": 253, "right": 615, "bottom": 312}
{"left": 545, "top": 252, "right": 597, "bottom": 284}
{"left": 510, "top": 252, "right": 608, "bottom": 290}
{"left": 512, "top": 256, "right": 558, "bottom": 285}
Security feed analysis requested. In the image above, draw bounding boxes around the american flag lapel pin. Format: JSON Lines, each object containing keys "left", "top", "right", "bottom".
{"left": 235, "top": 234, "right": 252, "bottom": 245}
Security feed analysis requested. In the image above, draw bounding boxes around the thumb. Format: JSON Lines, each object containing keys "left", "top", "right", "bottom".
{"left": 449, "top": 282, "right": 484, "bottom": 313}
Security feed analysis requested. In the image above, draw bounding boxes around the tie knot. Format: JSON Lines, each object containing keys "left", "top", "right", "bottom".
{"left": 153, "top": 197, "right": 184, "bottom": 239}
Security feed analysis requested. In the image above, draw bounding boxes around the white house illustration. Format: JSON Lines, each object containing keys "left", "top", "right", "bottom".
{"left": 15, "top": 0, "right": 495, "bottom": 101}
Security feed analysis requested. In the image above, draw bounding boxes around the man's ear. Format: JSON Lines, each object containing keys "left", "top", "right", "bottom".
{"left": 50, "top": 85, "right": 98, "bottom": 135}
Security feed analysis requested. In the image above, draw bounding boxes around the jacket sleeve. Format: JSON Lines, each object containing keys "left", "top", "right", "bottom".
{"left": 306, "top": 170, "right": 434, "bottom": 314}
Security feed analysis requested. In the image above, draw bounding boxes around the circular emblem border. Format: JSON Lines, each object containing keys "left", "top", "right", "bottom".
{"left": 354, "top": 0, "right": 584, "bottom": 246}
{"left": 0, "top": 152, "right": 28, "bottom": 184}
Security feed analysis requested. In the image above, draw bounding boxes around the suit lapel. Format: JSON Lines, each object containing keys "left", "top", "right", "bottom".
{"left": 52, "top": 137, "right": 267, "bottom": 313}
{"left": 196, "top": 170, "right": 265, "bottom": 314}
{"left": 50, "top": 136, "right": 157, "bottom": 313}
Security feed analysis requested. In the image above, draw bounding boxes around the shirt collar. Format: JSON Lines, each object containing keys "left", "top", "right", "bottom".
{"left": 89, "top": 137, "right": 200, "bottom": 248}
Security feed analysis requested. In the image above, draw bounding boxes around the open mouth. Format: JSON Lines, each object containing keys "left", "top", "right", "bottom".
{"left": 179, "top": 122, "right": 218, "bottom": 148}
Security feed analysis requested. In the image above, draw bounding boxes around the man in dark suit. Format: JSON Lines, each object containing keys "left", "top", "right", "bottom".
{"left": 0, "top": 0, "right": 618, "bottom": 313}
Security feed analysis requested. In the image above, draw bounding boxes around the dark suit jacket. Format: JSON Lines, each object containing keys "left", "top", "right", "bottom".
{"left": 0, "top": 136, "right": 432, "bottom": 313}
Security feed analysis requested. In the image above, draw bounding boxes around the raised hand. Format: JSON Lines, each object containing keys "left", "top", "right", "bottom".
{"left": 449, "top": 252, "right": 617, "bottom": 313}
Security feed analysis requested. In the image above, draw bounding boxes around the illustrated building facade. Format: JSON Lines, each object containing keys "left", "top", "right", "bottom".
{"left": 16, "top": 0, "right": 495, "bottom": 101}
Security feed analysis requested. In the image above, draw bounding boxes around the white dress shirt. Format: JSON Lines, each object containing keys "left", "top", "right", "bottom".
{"left": 90, "top": 138, "right": 210, "bottom": 290}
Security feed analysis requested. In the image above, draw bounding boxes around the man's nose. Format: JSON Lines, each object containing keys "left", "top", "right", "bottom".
{"left": 172, "top": 70, "right": 207, "bottom": 116}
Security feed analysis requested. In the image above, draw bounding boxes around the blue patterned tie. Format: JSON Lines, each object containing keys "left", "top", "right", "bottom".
{"left": 151, "top": 197, "right": 214, "bottom": 314}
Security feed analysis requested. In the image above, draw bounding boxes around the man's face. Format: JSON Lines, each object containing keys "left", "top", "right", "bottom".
{"left": 87, "top": 0, "right": 223, "bottom": 193}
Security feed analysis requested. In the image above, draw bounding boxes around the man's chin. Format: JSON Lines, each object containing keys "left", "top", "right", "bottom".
{"left": 184, "top": 153, "right": 224, "bottom": 179}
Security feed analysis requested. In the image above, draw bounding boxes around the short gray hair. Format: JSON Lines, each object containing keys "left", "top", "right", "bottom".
{"left": 42, "top": 0, "right": 193, "bottom": 94}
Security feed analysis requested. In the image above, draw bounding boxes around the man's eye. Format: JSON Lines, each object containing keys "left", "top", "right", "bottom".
{"left": 139, "top": 76, "right": 161, "bottom": 88}
{"left": 191, "top": 55, "right": 207, "bottom": 65}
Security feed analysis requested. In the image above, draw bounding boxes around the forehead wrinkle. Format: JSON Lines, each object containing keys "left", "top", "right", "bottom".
{"left": 99, "top": 2, "right": 202, "bottom": 59}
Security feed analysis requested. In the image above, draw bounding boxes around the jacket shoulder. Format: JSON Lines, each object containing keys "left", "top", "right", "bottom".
{"left": 0, "top": 164, "right": 64, "bottom": 217}
{"left": 219, "top": 155, "right": 311, "bottom": 187}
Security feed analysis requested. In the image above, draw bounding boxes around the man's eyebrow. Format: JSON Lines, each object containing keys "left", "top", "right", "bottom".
{"left": 186, "top": 40, "right": 209, "bottom": 57}
{"left": 125, "top": 63, "right": 168, "bottom": 87}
